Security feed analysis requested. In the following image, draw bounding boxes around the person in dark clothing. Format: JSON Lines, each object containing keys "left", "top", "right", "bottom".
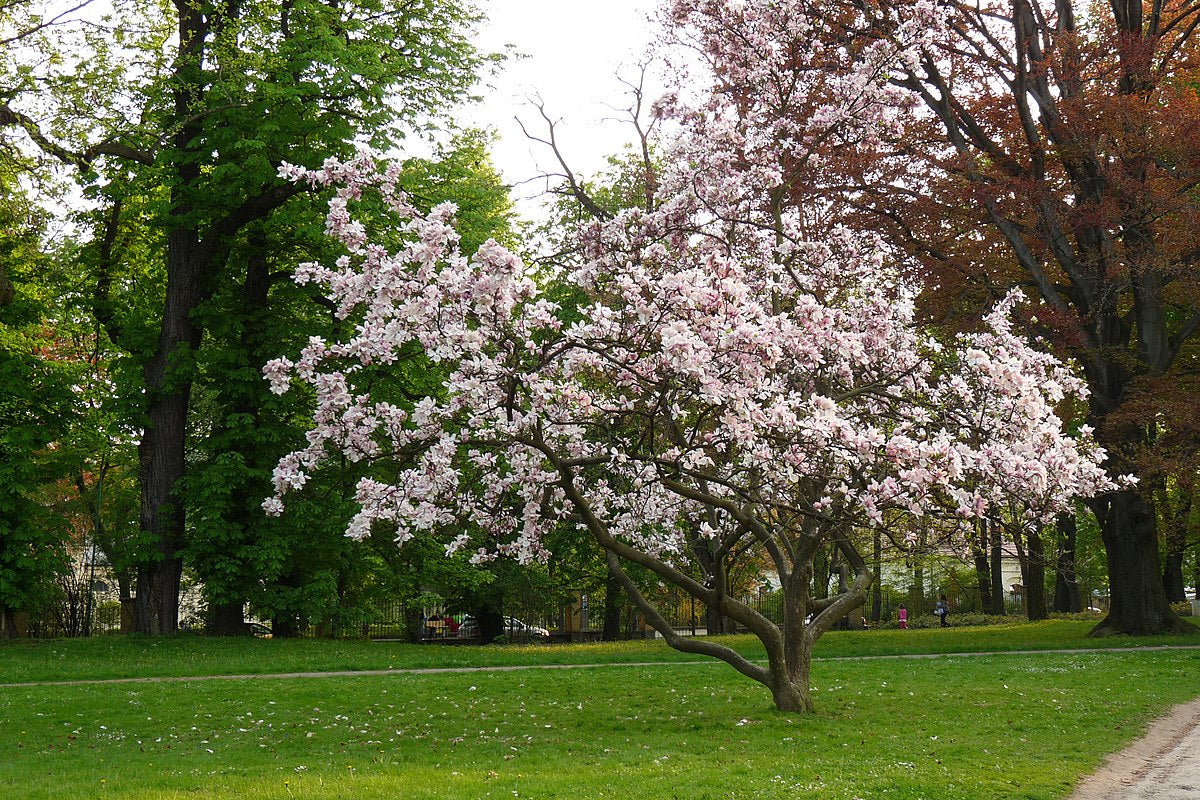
{"left": 935, "top": 595, "right": 950, "bottom": 627}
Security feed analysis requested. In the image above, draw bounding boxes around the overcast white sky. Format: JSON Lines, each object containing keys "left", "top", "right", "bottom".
{"left": 37, "top": 0, "right": 667, "bottom": 221}
{"left": 463, "top": 0, "right": 664, "bottom": 210}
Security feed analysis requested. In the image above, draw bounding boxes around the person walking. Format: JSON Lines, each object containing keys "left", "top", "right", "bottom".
{"left": 898, "top": 604, "right": 908, "bottom": 629}
{"left": 935, "top": 595, "right": 950, "bottom": 627}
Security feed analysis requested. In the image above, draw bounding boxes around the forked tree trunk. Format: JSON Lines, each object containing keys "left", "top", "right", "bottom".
{"left": 602, "top": 544, "right": 857, "bottom": 713}
{"left": 134, "top": 5, "right": 208, "bottom": 634}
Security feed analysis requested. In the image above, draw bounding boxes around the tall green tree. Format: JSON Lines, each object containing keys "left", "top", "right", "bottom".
{"left": 833, "top": 0, "right": 1200, "bottom": 635}
{"left": 0, "top": 176, "right": 75, "bottom": 637}
{"left": 185, "top": 132, "right": 515, "bottom": 635}
{"left": 0, "top": 0, "right": 487, "bottom": 633}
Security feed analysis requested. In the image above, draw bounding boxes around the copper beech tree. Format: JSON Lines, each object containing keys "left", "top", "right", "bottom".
{"left": 854, "top": 0, "right": 1200, "bottom": 635}
{"left": 661, "top": 0, "right": 1200, "bottom": 635}
{"left": 265, "top": 1, "right": 1118, "bottom": 712}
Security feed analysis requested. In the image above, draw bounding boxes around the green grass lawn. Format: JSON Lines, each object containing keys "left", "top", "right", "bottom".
{"left": 1, "top": 619, "right": 1196, "bottom": 684}
{"left": 1, "top": 623, "right": 1198, "bottom": 798}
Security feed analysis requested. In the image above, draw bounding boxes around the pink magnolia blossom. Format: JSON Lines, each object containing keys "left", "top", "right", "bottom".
{"left": 264, "top": 0, "right": 1119, "bottom": 711}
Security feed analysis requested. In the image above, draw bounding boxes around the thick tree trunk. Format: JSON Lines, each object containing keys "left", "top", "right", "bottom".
{"left": 1, "top": 607, "right": 16, "bottom": 640}
{"left": 208, "top": 601, "right": 247, "bottom": 636}
{"left": 1053, "top": 514, "right": 1082, "bottom": 613}
{"left": 475, "top": 608, "right": 505, "bottom": 643}
{"left": 133, "top": 5, "right": 209, "bottom": 635}
{"left": 1024, "top": 528, "right": 1048, "bottom": 622}
{"left": 1161, "top": 490, "right": 1189, "bottom": 603}
{"left": 1089, "top": 490, "right": 1195, "bottom": 636}
{"left": 1162, "top": 553, "right": 1186, "bottom": 604}
{"left": 272, "top": 614, "right": 300, "bottom": 638}
{"left": 812, "top": 543, "right": 831, "bottom": 600}
{"left": 402, "top": 604, "right": 422, "bottom": 643}
{"left": 973, "top": 519, "right": 991, "bottom": 613}
{"left": 135, "top": 231, "right": 204, "bottom": 635}
{"left": 602, "top": 567, "right": 623, "bottom": 640}
{"left": 909, "top": 564, "right": 925, "bottom": 613}
{"left": 989, "top": 518, "right": 1005, "bottom": 615}
{"left": 870, "top": 527, "right": 882, "bottom": 623}
{"left": 768, "top": 656, "right": 812, "bottom": 713}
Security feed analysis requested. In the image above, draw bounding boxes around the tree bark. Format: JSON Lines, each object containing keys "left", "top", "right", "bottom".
{"left": 1, "top": 607, "right": 15, "bottom": 640}
{"left": 208, "top": 601, "right": 247, "bottom": 636}
{"left": 1053, "top": 514, "right": 1082, "bottom": 613}
{"left": 989, "top": 518, "right": 1005, "bottom": 615}
{"left": 131, "top": 3, "right": 301, "bottom": 636}
{"left": 602, "top": 565, "right": 622, "bottom": 640}
{"left": 1161, "top": 488, "right": 1190, "bottom": 603}
{"left": 1089, "top": 490, "right": 1196, "bottom": 636}
{"left": 1162, "top": 552, "right": 1186, "bottom": 604}
{"left": 134, "top": 227, "right": 203, "bottom": 635}
{"left": 973, "top": 519, "right": 991, "bottom": 613}
{"left": 1024, "top": 528, "right": 1048, "bottom": 622}
{"left": 475, "top": 608, "right": 505, "bottom": 643}
{"left": 909, "top": 563, "right": 925, "bottom": 614}
{"left": 871, "top": 526, "right": 882, "bottom": 623}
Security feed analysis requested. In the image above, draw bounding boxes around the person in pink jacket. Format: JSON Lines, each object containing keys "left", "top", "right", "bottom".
{"left": 898, "top": 604, "right": 908, "bottom": 629}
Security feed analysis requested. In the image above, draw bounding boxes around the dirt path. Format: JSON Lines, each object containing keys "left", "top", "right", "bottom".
{"left": 1068, "top": 697, "right": 1200, "bottom": 800}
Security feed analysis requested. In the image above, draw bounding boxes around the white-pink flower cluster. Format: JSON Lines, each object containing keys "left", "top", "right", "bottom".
{"left": 263, "top": 2, "right": 1117, "bottom": 565}
{"left": 263, "top": 163, "right": 1114, "bottom": 562}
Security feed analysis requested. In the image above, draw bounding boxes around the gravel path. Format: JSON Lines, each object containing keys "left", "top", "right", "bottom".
{"left": 1068, "top": 697, "right": 1200, "bottom": 800}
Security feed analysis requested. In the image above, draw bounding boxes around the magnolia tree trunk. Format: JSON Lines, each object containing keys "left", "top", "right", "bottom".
{"left": 601, "top": 544, "right": 870, "bottom": 713}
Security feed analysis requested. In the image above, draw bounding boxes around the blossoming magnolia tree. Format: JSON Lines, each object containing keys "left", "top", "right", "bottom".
{"left": 265, "top": 1, "right": 1117, "bottom": 712}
